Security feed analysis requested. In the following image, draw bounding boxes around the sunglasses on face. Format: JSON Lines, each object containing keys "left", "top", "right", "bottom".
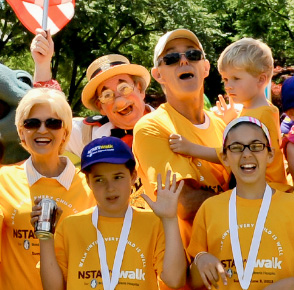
{"left": 23, "top": 118, "right": 63, "bottom": 130}
{"left": 225, "top": 142, "right": 268, "bottom": 153}
{"left": 98, "top": 82, "right": 135, "bottom": 104}
{"left": 158, "top": 49, "right": 204, "bottom": 66}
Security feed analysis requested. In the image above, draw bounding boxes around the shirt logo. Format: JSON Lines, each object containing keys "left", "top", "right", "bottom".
{"left": 90, "top": 279, "right": 97, "bottom": 288}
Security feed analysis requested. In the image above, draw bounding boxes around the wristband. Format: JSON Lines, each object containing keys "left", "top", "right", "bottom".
{"left": 194, "top": 251, "right": 208, "bottom": 266}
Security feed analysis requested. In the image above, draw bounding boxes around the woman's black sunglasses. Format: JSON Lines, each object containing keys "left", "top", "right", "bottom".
{"left": 23, "top": 118, "right": 63, "bottom": 130}
{"left": 159, "top": 49, "right": 204, "bottom": 66}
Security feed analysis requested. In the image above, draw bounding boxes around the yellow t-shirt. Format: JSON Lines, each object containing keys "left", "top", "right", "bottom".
{"left": 133, "top": 103, "right": 229, "bottom": 248}
{"left": 133, "top": 103, "right": 229, "bottom": 198}
{"left": 188, "top": 189, "right": 294, "bottom": 290}
{"left": 55, "top": 207, "right": 165, "bottom": 289}
{"left": 0, "top": 164, "right": 96, "bottom": 290}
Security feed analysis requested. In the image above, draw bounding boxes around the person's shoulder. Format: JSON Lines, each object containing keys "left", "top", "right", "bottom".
{"left": 274, "top": 189, "right": 294, "bottom": 202}
{"left": 201, "top": 190, "right": 232, "bottom": 208}
{"left": 132, "top": 207, "right": 161, "bottom": 223}
{"left": 240, "top": 104, "right": 278, "bottom": 123}
{"left": 62, "top": 207, "right": 95, "bottom": 225}
{"left": 261, "top": 101, "right": 279, "bottom": 114}
{"left": 0, "top": 163, "right": 24, "bottom": 176}
{"left": 134, "top": 103, "right": 169, "bottom": 133}
{"left": 205, "top": 110, "right": 226, "bottom": 127}
{"left": 74, "top": 167, "right": 86, "bottom": 177}
{"left": 137, "top": 104, "right": 166, "bottom": 122}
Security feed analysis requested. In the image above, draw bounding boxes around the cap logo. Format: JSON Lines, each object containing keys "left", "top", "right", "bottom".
{"left": 90, "top": 61, "right": 126, "bottom": 79}
{"left": 87, "top": 144, "right": 114, "bottom": 157}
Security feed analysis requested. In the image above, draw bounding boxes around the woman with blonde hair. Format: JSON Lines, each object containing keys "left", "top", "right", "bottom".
{"left": 0, "top": 88, "right": 96, "bottom": 290}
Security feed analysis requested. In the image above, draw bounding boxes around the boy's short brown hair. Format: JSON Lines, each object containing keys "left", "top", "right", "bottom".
{"left": 218, "top": 38, "right": 273, "bottom": 80}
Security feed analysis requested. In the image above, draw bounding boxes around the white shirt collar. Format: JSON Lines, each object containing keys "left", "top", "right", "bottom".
{"left": 194, "top": 112, "right": 210, "bottom": 129}
{"left": 24, "top": 156, "right": 76, "bottom": 190}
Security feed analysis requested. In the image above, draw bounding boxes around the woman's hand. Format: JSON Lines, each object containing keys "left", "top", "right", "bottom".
{"left": 30, "top": 197, "right": 63, "bottom": 231}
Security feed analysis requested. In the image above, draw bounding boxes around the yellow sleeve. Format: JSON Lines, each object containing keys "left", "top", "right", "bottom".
{"left": 133, "top": 118, "right": 200, "bottom": 200}
{"left": 0, "top": 208, "right": 3, "bottom": 262}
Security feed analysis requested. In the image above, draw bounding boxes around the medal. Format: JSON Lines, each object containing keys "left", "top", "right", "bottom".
{"left": 229, "top": 184, "right": 272, "bottom": 290}
{"left": 92, "top": 205, "right": 133, "bottom": 290}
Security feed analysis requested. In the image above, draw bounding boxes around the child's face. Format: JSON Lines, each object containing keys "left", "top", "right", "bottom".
{"left": 86, "top": 162, "right": 137, "bottom": 217}
{"left": 220, "top": 67, "right": 265, "bottom": 108}
{"left": 221, "top": 123, "right": 274, "bottom": 187}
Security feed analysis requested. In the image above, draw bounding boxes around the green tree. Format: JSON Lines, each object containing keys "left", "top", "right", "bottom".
{"left": 1, "top": 0, "right": 293, "bottom": 113}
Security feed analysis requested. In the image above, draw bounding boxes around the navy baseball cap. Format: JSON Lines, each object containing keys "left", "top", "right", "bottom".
{"left": 81, "top": 136, "right": 135, "bottom": 171}
{"left": 281, "top": 76, "right": 294, "bottom": 112}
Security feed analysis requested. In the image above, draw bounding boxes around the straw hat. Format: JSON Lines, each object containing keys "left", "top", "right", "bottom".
{"left": 82, "top": 54, "right": 151, "bottom": 112}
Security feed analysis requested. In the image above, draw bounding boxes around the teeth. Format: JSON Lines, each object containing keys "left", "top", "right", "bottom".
{"left": 108, "top": 196, "right": 118, "bottom": 200}
{"left": 179, "top": 73, "right": 194, "bottom": 80}
{"left": 118, "top": 105, "right": 133, "bottom": 115}
{"left": 35, "top": 138, "right": 50, "bottom": 142}
{"left": 241, "top": 164, "right": 255, "bottom": 169}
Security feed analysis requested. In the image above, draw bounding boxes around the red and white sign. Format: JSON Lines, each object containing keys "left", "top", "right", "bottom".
{"left": 6, "top": 0, "right": 75, "bottom": 35}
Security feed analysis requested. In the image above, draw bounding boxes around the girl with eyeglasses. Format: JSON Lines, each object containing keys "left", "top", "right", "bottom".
{"left": 0, "top": 88, "right": 96, "bottom": 290}
{"left": 187, "top": 117, "right": 294, "bottom": 290}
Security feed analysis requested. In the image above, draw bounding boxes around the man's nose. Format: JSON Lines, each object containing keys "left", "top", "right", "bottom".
{"left": 179, "top": 54, "right": 189, "bottom": 66}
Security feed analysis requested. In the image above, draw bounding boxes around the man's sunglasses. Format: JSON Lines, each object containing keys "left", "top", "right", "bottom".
{"left": 158, "top": 49, "right": 204, "bottom": 66}
{"left": 23, "top": 118, "right": 63, "bottom": 130}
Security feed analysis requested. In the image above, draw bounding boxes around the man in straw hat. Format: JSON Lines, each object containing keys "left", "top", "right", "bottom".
{"left": 133, "top": 29, "right": 230, "bottom": 253}
{"left": 30, "top": 29, "right": 151, "bottom": 158}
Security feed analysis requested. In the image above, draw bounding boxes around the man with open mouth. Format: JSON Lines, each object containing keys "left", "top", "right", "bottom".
{"left": 30, "top": 29, "right": 151, "bottom": 158}
{"left": 133, "top": 29, "right": 230, "bottom": 290}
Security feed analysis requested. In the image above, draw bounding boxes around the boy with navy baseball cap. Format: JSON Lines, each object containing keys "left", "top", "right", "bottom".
{"left": 37, "top": 136, "right": 187, "bottom": 290}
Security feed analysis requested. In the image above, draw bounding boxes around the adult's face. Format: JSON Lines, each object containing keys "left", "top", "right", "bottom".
{"left": 152, "top": 38, "right": 210, "bottom": 100}
{"left": 96, "top": 74, "right": 146, "bottom": 130}
{"left": 19, "top": 103, "right": 66, "bottom": 161}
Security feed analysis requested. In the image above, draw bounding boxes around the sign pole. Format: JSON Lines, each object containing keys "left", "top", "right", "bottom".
{"left": 42, "top": 0, "right": 49, "bottom": 30}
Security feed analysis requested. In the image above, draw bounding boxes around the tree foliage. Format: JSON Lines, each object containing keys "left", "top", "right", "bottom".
{"left": 0, "top": 0, "right": 293, "bottom": 113}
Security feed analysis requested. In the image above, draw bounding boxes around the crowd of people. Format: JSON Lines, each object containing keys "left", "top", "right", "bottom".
{"left": 0, "top": 27, "right": 294, "bottom": 290}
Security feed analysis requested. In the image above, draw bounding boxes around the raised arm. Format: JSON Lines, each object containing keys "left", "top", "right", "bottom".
{"left": 31, "top": 198, "right": 65, "bottom": 290}
{"left": 39, "top": 239, "right": 65, "bottom": 290}
{"left": 30, "top": 28, "right": 54, "bottom": 82}
{"left": 142, "top": 171, "right": 187, "bottom": 288}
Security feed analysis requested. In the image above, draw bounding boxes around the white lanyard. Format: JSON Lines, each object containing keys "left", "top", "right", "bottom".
{"left": 92, "top": 205, "right": 133, "bottom": 290}
{"left": 229, "top": 184, "right": 272, "bottom": 290}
